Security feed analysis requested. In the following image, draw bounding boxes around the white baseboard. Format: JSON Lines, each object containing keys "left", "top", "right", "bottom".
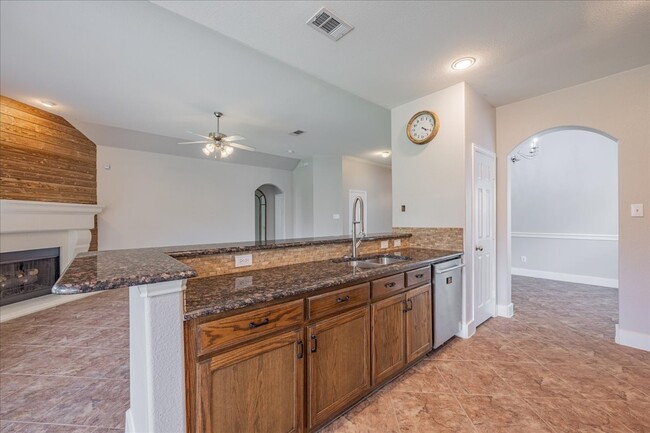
{"left": 457, "top": 320, "right": 476, "bottom": 339}
{"left": 512, "top": 267, "right": 618, "bottom": 289}
{"left": 615, "top": 324, "right": 650, "bottom": 352}
{"left": 0, "top": 292, "right": 99, "bottom": 323}
{"left": 496, "top": 303, "right": 514, "bottom": 318}
{"left": 125, "top": 408, "right": 134, "bottom": 433}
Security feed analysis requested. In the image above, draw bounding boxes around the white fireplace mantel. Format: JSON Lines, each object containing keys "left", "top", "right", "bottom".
{"left": 0, "top": 199, "right": 104, "bottom": 271}
{"left": 0, "top": 199, "right": 104, "bottom": 321}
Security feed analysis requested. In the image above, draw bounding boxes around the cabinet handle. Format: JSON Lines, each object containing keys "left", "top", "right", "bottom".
{"left": 297, "top": 340, "right": 304, "bottom": 359}
{"left": 403, "top": 300, "right": 409, "bottom": 313}
{"left": 336, "top": 295, "right": 351, "bottom": 303}
{"left": 310, "top": 335, "right": 318, "bottom": 353}
{"left": 385, "top": 282, "right": 396, "bottom": 288}
{"left": 248, "top": 318, "right": 270, "bottom": 329}
{"left": 408, "top": 299, "right": 413, "bottom": 311}
{"left": 415, "top": 273, "right": 424, "bottom": 278}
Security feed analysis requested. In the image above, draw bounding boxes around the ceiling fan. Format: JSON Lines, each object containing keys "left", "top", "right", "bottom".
{"left": 178, "top": 112, "right": 255, "bottom": 158}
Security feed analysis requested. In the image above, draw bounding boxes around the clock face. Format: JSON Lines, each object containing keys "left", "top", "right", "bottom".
{"left": 407, "top": 111, "right": 439, "bottom": 144}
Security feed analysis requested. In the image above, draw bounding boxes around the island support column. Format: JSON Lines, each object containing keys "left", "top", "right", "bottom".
{"left": 125, "top": 280, "right": 187, "bottom": 433}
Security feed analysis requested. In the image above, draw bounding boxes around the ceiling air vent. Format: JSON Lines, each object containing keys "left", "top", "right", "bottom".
{"left": 290, "top": 130, "right": 305, "bottom": 136}
{"left": 307, "top": 8, "right": 354, "bottom": 41}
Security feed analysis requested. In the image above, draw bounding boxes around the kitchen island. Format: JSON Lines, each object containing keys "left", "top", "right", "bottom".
{"left": 53, "top": 233, "right": 462, "bottom": 433}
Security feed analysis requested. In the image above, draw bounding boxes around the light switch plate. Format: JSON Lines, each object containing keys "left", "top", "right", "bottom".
{"left": 394, "top": 239, "right": 401, "bottom": 247}
{"left": 380, "top": 240, "right": 388, "bottom": 249}
{"left": 631, "top": 204, "right": 644, "bottom": 217}
{"left": 332, "top": 214, "right": 340, "bottom": 220}
{"left": 235, "top": 254, "right": 253, "bottom": 267}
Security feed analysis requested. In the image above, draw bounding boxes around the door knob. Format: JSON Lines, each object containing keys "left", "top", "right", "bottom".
{"left": 475, "top": 246, "right": 483, "bottom": 252}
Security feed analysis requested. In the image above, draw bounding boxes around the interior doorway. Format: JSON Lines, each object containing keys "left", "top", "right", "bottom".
{"left": 472, "top": 145, "right": 497, "bottom": 327}
{"left": 254, "top": 184, "right": 284, "bottom": 242}
{"left": 506, "top": 127, "right": 619, "bottom": 297}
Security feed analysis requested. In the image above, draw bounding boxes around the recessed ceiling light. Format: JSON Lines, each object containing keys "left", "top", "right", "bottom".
{"left": 39, "top": 100, "right": 57, "bottom": 108}
{"left": 381, "top": 151, "right": 391, "bottom": 158}
{"left": 287, "top": 150, "right": 295, "bottom": 154}
{"left": 451, "top": 57, "right": 476, "bottom": 71}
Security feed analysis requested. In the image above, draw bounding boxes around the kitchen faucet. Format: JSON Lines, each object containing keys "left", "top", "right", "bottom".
{"left": 351, "top": 196, "right": 366, "bottom": 259}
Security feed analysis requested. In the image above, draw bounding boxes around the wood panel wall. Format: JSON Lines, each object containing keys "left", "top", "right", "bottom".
{"left": 0, "top": 95, "right": 98, "bottom": 250}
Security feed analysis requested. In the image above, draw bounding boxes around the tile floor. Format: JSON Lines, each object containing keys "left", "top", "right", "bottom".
{"left": 0, "top": 276, "right": 648, "bottom": 432}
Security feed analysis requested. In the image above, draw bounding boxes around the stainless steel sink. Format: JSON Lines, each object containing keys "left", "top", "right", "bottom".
{"left": 331, "top": 254, "right": 411, "bottom": 268}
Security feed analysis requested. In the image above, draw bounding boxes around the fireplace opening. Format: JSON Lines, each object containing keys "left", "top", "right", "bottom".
{"left": 0, "top": 247, "right": 60, "bottom": 306}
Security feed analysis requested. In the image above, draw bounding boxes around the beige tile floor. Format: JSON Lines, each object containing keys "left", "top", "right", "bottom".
{"left": 0, "top": 276, "right": 648, "bottom": 432}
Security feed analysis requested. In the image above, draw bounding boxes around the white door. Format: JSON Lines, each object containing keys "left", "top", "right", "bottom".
{"left": 473, "top": 146, "right": 497, "bottom": 326}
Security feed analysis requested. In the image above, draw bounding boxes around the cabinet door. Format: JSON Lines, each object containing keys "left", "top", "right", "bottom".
{"left": 197, "top": 329, "right": 304, "bottom": 433}
{"left": 371, "top": 293, "right": 406, "bottom": 386}
{"left": 405, "top": 283, "right": 433, "bottom": 363}
{"left": 307, "top": 306, "right": 370, "bottom": 430}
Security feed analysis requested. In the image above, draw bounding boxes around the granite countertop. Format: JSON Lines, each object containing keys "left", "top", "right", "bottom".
{"left": 52, "top": 233, "right": 411, "bottom": 294}
{"left": 183, "top": 248, "right": 462, "bottom": 320}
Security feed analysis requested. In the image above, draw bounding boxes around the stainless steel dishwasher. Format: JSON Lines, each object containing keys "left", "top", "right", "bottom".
{"left": 433, "top": 257, "right": 464, "bottom": 348}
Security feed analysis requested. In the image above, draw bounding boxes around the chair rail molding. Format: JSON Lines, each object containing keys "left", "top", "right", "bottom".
{"left": 511, "top": 232, "right": 618, "bottom": 241}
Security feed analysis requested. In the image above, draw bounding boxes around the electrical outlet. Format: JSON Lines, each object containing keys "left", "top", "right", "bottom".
{"left": 235, "top": 254, "right": 253, "bottom": 267}
{"left": 631, "top": 204, "right": 644, "bottom": 217}
{"left": 380, "top": 240, "right": 389, "bottom": 249}
{"left": 521, "top": 256, "right": 527, "bottom": 263}
{"left": 394, "top": 239, "right": 401, "bottom": 247}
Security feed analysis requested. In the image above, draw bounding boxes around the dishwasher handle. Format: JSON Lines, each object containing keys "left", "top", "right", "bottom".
{"left": 434, "top": 264, "right": 465, "bottom": 274}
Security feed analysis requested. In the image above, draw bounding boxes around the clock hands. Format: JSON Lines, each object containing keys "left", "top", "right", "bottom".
{"left": 421, "top": 126, "right": 431, "bottom": 132}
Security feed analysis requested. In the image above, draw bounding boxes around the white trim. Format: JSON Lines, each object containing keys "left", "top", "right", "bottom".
{"left": 0, "top": 292, "right": 99, "bottom": 323}
{"left": 125, "top": 408, "right": 135, "bottom": 433}
{"left": 512, "top": 232, "right": 618, "bottom": 241}
{"left": 457, "top": 319, "right": 476, "bottom": 339}
{"left": 473, "top": 145, "right": 497, "bottom": 158}
{"left": 136, "top": 280, "right": 187, "bottom": 298}
{"left": 0, "top": 199, "right": 103, "bottom": 233}
{"left": 496, "top": 303, "right": 514, "bottom": 318}
{"left": 615, "top": 324, "right": 650, "bottom": 352}
{"left": 512, "top": 267, "right": 618, "bottom": 288}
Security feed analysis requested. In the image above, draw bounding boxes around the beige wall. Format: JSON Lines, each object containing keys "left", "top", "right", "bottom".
{"left": 496, "top": 66, "right": 650, "bottom": 350}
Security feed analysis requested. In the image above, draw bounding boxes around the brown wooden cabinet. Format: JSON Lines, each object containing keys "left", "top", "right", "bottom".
{"left": 196, "top": 329, "right": 304, "bottom": 433}
{"left": 187, "top": 263, "right": 441, "bottom": 433}
{"left": 406, "top": 283, "right": 433, "bottom": 363}
{"left": 371, "top": 293, "right": 406, "bottom": 385}
{"left": 371, "top": 283, "right": 433, "bottom": 385}
{"left": 306, "top": 306, "right": 370, "bottom": 431}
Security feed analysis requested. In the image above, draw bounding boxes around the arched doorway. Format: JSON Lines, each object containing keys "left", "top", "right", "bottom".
{"left": 502, "top": 126, "right": 619, "bottom": 318}
{"left": 254, "top": 184, "right": 284, "bottom": 242}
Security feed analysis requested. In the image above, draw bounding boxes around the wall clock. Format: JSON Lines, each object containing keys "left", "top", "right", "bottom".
{"left": 406, "top": 110, "right": 440, "bottom": 144}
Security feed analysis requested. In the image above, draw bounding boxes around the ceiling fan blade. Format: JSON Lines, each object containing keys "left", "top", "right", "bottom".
{"left": 228, "top": 142, "right": 256, "bottom": 152}
{"left": 222, "top": 135, "right": 245, "bottom": 142}
{"left": 185, "top": 131, "right": 212, "bottom": 140}
{"left": 178, "top": 140, "right": 210, "bottom": 145}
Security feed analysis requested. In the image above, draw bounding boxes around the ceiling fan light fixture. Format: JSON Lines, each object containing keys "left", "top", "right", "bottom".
{"left": 202, "top": 147, "right": 211, "bottom": 156}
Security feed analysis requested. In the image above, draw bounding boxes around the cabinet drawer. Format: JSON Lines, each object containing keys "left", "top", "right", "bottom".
{"left": 307, "top": 283, "right": 370, "bottom": 320}
{"left": 371, "top": 273, "right": 405, "bottom": 300}
{"left": 406, "top": 266, "right": 431, "bottom": 287}
{"left": 197, "top": 299, "right": 304, "bottom": 356}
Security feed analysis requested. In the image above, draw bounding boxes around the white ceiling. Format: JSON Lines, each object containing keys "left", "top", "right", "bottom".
{"left": 153, "top": 1, "right": 650, "bottom": 108}
{"left": 0, "top": 1, "right": 390, "bottom": 167}
{"left": 1, "top": 1, "right": 648, "bottom": 169}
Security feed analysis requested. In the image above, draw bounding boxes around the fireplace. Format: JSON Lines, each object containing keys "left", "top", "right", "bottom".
{"left": 0, "top": 248, "right": 60, "bottom": 306}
